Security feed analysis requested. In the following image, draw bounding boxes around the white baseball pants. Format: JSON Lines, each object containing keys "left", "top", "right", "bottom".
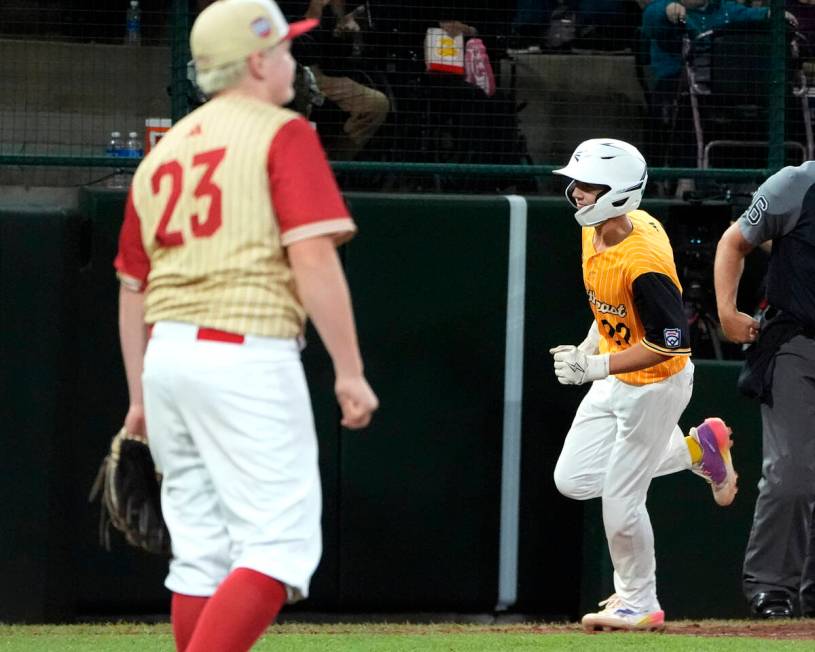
{"left": 554, "top": 361, "right": 694, "bottom": 612}
{"left": 142, "top": 321, "right": 322, "bottom": 602}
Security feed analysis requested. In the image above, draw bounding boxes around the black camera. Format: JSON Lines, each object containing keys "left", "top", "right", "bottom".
{"left": 664, "top": 203, "right": 732, "bottom": 359}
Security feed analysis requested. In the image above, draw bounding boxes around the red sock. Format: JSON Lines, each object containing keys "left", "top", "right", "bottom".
{"left": 185, "top": 568, "right": 287, "bottom": 652}
{"left": 171, "top": 593, "right": 210, "bottom": 652}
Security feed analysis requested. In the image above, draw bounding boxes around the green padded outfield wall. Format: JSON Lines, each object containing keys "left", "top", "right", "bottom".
{"left": 72, "top": 189, "right": 168, "bottom": 616}
{"left": 0, "top": 190, "right": 763, "bottom": 621}
{"left": 0, "top": 205, "right": 83, "bottom": 622}
{"left": 518, "top": 196, "right": 588, "bottom": 615}
{"left": 340, "top": 194, "right": 511, "bottom": 610}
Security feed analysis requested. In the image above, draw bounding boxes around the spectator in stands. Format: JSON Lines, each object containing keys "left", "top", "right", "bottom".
{"left": 778, "top": 0, "right": 815, "bottom": 99}
{"left": 368, "top": 0, "right": 525, "bottom": 178}
{"left": 280, "top": 0, "right": 390, "bottom": 160}
{"left": 788, "top": 0, "right": 815, "bottom": 58}
{"left": 377, "top": 0, "right": 494, "bottom": 38}
{"left": 788, "top": 0, "right": 815, "bottom": 33}
{"left": 641, "top": 0, "right": 775, "bottom": 193}
{"left": 511, "top": 0, "right": 552, "bottom": 48}
{"left": 370, "top": 0, "right": 509, "bottom": 71}
{"left": 575, "top": 0, "right": 643, "bottom": 51}
{"left": 643, "top": 0, "right": 773, "bottom": 83}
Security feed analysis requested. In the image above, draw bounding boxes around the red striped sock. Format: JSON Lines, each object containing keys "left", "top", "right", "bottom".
{"left": 171, "top": 593, "right": 209, "bottom": 652}
{"left": 185, "top": 568, "right": 287, "bottom": 652}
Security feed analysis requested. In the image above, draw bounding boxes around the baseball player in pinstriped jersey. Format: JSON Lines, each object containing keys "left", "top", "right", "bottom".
{"left": 114, "top": 1, "right": 378, "bottom": 650}
{"left": 549, "top": 139, "right": 737, "bottom": 631}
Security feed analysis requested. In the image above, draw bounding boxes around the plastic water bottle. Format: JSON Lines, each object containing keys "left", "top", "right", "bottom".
{"left": 105, "top": 131, "right": 130, "bottom": 188}
{"left": 125, "top": 131, "right": 144, "bottom": 158}
{"left": 106, "top": 131, "right": 125, "bottom": 157}
{"left": 125, "top": 0, "right": 141, "bottom": 46}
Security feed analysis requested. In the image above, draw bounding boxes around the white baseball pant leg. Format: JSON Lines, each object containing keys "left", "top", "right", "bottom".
{"left": 553, "top": 361, "right": 694, "bottom": 611}
{"left": 142, "top": 321, "right": 322, "bottom": 602}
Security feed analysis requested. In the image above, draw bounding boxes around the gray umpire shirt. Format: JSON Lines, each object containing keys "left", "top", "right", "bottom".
{"left": 737, "top": 161, "right": 815, "bottom": 330}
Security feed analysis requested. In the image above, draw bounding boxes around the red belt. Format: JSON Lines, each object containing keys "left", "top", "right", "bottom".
{"left": 146, "top": 324, "right": 245, "bottom": 344}
{"left": 196, "top": 327, "right": 245, "bottom": 344}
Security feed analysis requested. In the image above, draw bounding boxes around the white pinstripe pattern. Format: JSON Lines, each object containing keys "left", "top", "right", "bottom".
{"left": 581, "top": 210, "right": 689, "bottom": 386}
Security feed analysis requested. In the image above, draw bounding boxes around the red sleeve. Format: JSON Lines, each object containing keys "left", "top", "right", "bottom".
{"left": 113, "top": 190, "right": 151, "bottom": 291}
{"left": 267, "top": 117, "right": 356, "bottom": 246}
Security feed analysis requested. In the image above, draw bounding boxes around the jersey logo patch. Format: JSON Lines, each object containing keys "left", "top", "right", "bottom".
{"left": 746, "top": 195, "right": 768, "bottom": 225}
{"left": 663, "top": 328, "right": 682, "bottom": 348}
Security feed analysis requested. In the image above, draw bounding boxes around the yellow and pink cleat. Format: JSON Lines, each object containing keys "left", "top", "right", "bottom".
{"left": 690, "top": 417, "right": 738, "bottom": 507}
{"left": 581, "top": 594, "right": 666, "bottom": 632}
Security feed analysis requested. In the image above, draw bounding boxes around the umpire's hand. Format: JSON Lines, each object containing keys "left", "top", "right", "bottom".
{"left": 335, "top": 375, "right": 379, "bottom": 429}
{"left": 719, "top": 309, "right": 760, "bottom": 344}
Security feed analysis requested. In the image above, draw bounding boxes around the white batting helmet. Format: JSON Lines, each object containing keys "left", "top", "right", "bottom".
{"left": 553, "top": 139, "right": 648, "bottom": 227}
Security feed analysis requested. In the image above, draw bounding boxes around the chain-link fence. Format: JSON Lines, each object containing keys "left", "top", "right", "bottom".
{"left": 0, "top": 1, "right": 186, "bottom": 186}
{"left": 0, "top": 0, "right": 804, "bottom": 192}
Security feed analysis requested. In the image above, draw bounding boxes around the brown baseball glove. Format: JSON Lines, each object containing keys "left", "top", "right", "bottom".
{"left": 89, "top": 427, "right": 171, "bottom": 555}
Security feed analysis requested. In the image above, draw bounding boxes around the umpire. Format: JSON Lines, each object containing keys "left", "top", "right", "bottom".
{"left": 714, "top": 162, "right": 815, "bottom": 618}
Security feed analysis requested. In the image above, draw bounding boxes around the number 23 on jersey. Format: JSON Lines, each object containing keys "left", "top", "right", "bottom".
{"left": 601, "top": 318, "right": 632, "bottom": 346}
{"left": 151, "top": 147, "right": 226, "bottom": 247}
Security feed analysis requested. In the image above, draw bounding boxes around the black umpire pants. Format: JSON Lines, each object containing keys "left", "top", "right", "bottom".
{"left": 743, "top": 334, "right": 815, "bottom": 615}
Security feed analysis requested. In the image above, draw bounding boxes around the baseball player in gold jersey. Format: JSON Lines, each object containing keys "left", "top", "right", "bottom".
{"left": 549, "top": 139, "right": 737, "bottom": 632}
{"left": 114, "top": 1, "right": 378, "bottom": 650}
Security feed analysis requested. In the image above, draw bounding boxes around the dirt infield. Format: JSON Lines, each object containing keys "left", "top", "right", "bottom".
{"left": 275, "top": 620, "right": 815, "bottom": 640}
{"left": 663, "top": 620, "right": 815, "bottom": 640}
{"left": 518, "top": 621, "right": 815, "bottom": 640}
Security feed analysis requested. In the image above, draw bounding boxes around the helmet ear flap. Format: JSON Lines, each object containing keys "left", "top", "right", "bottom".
{"left": 564, "top": 180, "right": 578, "bottom": 209}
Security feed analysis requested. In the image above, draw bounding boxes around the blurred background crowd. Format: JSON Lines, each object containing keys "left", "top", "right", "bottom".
{"left": 2, "top": 0, "right": 813, "bottom": 194}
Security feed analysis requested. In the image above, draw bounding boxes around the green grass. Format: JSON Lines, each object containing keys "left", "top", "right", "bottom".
{"left": 0, "top": 622, "right": 812, "bottom": 651}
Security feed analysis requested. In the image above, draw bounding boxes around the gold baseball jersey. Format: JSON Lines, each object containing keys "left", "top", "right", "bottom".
{"left": 582, "top": 209, "right": 690, "bottom": 386}
{"left": 115, "top": 94, "right": 355, "bottom": 338}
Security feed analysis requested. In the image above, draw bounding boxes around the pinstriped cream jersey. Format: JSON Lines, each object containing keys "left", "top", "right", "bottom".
{"left": 582, "top": 210, "right": 690, "bottom": 386}
{"left": 117, "top": 94, "right": 355, "bottom": 338}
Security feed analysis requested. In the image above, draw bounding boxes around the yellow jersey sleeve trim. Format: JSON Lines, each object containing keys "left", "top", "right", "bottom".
{"left": 281, "top": 218, "right": 357, "bottom": 247}
{"left": 642, "top": 338, "right": 691, "bottom": 356}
